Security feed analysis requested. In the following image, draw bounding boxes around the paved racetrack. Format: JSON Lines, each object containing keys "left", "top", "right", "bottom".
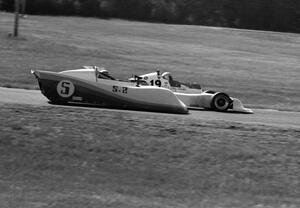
{"left": 1, "top": 87, "right": 299, "bottom": 128}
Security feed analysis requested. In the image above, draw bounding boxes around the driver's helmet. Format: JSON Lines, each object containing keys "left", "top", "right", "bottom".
{"left": 162, "top": 72, "right": 181, "bottom": 87}
{"left": 162, "top": 72, "right": 173, "bottom": 82}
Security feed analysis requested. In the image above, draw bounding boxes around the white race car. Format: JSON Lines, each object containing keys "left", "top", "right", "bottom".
{"left": 31, "top": 66, "right": 252, "bottom": 114}
{"left": 136, "top": 71, "right": 253, "bottom": 114}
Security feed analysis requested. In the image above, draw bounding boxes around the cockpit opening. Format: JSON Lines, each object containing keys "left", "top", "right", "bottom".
{"left": 97, "top": 69, "right": 116, "bottom": 80}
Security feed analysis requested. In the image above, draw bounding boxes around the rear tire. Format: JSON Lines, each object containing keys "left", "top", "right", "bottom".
{"left": 211, "top": 93, "right": 231, "bottom": 112}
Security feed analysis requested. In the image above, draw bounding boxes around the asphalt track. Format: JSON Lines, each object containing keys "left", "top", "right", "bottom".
{"left": 1, "top": 87, "right": 299, "bottom": 129}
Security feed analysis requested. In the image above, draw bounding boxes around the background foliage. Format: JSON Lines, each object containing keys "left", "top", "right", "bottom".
{"left": 1, "top": 0, "right": 299, "bottom": 32}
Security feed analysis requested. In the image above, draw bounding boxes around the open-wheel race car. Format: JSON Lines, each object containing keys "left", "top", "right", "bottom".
{"left": 31, "top": 66, "right": 253, "bottom": 114}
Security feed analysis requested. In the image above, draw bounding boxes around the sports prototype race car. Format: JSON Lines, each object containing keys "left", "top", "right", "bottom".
{"left": 31, "top": 66, "right": 253, "bottom": 114}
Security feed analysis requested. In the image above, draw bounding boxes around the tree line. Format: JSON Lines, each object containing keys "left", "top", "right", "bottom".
{"left": 1, "top": 0, "right": 299, "bottom": 33}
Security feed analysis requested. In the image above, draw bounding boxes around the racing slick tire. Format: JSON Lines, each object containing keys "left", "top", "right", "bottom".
{"left": 211, "top": 93, "right": 232, "bottom": 112}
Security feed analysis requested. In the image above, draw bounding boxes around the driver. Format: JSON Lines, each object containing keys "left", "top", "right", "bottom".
{"left": 163, "top": 72, "right": 181, "bottom": 87}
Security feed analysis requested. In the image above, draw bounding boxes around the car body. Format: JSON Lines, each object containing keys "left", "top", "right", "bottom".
{"left": 31, "top": 66, "right": 253, "bottom": 114}
{"left": 31, "top": 67, "right": 188, "bottom": 114}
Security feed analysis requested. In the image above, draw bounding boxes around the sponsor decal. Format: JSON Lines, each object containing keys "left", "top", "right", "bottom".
{"left": 72, "top": 96, "right": 83, "bottom": 101}
{"left": 112, "top": 86, "right": 128, "bottom": 94}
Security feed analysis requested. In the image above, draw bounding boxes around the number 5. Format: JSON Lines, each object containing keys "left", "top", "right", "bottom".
{"left": 57, "top": 80, "right": 75, "bottom": 98}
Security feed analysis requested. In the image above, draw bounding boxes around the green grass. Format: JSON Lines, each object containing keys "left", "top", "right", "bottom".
{"left": 0, "top": 104, "right": 299, "bottom": 208}
{"left": 0, "top": 12, "right": 299, "bottom": 111}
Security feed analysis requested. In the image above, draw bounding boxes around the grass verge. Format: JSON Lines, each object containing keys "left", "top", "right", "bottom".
{"left": 0, "top": 103, "right": 299, "bottom": 207}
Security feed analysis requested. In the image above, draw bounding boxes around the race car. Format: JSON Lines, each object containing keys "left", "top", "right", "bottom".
{"left": 137, "top": 71, "right": 253, "bottom": 113}
{"left": 31, "top": 66, "right": 188, "bottom": 114}
{"left": 31, "top": 66, "right": 253, "bottom": 114}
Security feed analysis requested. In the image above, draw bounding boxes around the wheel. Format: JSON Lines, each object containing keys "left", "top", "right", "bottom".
{"left": 211, "top": 93, "right": 232, "bottom": 112}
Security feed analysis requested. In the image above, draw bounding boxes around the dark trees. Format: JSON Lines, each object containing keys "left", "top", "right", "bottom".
{"left": 1, "top": 0, "right": 299, "bottom": 33}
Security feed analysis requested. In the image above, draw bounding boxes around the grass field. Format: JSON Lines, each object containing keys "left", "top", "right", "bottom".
{"left": 0, "top": 104, "right": 300, "bottom": 208}
{"left": 0, "top": 12, "right": 299, "bottom": 110}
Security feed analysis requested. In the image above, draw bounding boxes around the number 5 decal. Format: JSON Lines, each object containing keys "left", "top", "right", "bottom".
{"left": 57, "top": 80, "right": 75, "bottom": 98}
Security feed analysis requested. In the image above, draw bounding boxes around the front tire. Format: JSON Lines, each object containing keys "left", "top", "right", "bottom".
{"left": 211, "top": 93, "right": 232, "bottom": 112}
